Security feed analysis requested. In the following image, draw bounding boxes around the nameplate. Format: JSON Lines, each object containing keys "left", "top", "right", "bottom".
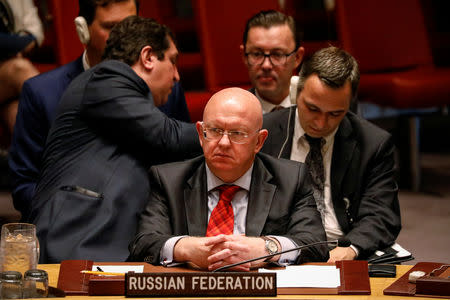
{"left": 125, "top": 272, "right": 277, "bottom": 297}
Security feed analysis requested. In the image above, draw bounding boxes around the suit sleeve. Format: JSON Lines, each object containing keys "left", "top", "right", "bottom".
{"left": 128, "top": 167, "right": 176, "bottom": 263}
{"left": 346, "top": 135, "right": 401, "bottom": 258}
{"left": 80, "top": 70, "right": 201, "bottom": 162}
{"left": 8, "top": 80, "right": 47, "bottom": 219}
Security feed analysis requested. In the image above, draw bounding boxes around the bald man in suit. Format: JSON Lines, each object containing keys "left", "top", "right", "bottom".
{"left": 129, "top": 87, "right": 328, "bottom": 270}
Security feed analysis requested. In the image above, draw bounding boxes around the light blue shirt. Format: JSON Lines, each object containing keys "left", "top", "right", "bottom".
{"left": 160, "top": 163, "right": 300, "bottom": 266}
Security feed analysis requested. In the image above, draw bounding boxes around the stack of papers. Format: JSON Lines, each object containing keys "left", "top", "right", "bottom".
{"left": 367, "top": 243, "right": 414, "bottom": 264}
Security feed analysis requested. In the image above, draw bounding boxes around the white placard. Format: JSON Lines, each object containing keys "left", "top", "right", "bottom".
{"left": 92, "top": 265, "right": 144, "bottom": 273}
{"left": 259, "top": 265, "right": 340, "bottom": 288}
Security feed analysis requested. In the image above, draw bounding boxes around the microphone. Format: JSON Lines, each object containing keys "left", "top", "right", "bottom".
{"left": 212, "top": 238, "right": 351, "bottom": 272}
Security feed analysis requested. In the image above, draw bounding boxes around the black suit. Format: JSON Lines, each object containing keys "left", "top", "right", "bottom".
{"left": 261, "top": 107, "right": 401, "bottom": 258}
{"left": 129, "top": 153, "right": 328, "bottom": 264}
{"left": 29, "top": 60, "right": 202, "bottom": 263}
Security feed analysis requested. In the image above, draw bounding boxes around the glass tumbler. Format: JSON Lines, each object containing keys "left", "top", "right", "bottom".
{"left": 23, "top": 269, "right": 49, "bottom": 298}
{"left": 0, "top": 223, "right": 39, "bottom": 276}
{"left": 0, "top": 271, "right": 22, "bottom": 299}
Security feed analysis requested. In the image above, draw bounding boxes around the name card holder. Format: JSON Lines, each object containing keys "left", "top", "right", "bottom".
{"left": 125, "top": 272, "right": 277, "bottom": 297}
{"left": 416, "top": 264, "right": 450, "bottom": 297}
{"left": 384, "top": 261, "right": 450, "bottom": 297}
{"left": 57, "top": 260, "right": 370, "bottom": 296}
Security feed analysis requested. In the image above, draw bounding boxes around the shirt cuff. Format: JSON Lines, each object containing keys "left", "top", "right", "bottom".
{"left": 160, "top": 236, "right": 187, "bottom": 267}
{"left": 350, "top": 244, "right": 359, "bottom": 258}
{"left": 270, "top": 236, "right": 299, "bottom": 265}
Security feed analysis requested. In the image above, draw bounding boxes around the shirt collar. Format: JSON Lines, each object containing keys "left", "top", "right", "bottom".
{"left": 255, "top": 89, "right": 293, "bottom": 113}
{"left": 206, "top": 163, "right": 253, "bottom": 192}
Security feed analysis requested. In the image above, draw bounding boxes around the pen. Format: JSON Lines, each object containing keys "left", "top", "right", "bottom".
{"left": 81, "top": 270, "right": 125, "bottom": 276}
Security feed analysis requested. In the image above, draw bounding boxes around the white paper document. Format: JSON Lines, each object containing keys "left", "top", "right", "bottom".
{"left": 92, "top": 265, "right": 144, "bottom": 273}
{"left": 259, "top": 265, "right": 341, "bottom": 288}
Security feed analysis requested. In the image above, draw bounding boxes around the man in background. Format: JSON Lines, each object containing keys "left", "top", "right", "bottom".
{"left": 0, "top": 0, "right": 43, "bottom": 134}
{"left": 262, "top": 46, "right": 401, "bottom": 262}
{"left": 9, "top": 0, "right": 190, "bottom": 220}
{"left": 241, "top": 10, "right": 304, "bottom": 114}
{"left": 30, "top": 16, "right": 201, "bottom": 263}
{"left": 129, "top": 87, "right": 327, "bottom": 269}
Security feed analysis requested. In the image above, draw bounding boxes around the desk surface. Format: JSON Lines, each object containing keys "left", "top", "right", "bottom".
{"left": 39, "top": 264, "right": 436, "bottom": 299}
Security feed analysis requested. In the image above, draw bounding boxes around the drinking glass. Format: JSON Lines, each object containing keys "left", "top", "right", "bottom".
{"left": 0, "top": 223, "right": 39, "bottom": 276}
{"left": 0, "top": 270, "right": 23, "bottom": 299}
{"left": 23, "top": 269, "right": 49, "bottom": 298}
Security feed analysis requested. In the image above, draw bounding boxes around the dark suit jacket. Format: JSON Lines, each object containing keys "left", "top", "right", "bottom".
{"left": 261, "top": 106, "right": 401, "bottom": 258}
{"left": 29, "top": 60, "right": 202, "bottom": 263}
{"left": 9, "top": 56, "right": 191, "bottom": 220}
{"left": 128, "top": 153, "right": 328, "bottom": 264}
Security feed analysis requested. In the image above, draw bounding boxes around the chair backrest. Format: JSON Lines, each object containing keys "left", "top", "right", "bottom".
{"left": 192, "top": 0, "right": 280, "bottom": 92}
{"left": 47, "top": 0, "right": 83, "bottom": 65}
{"left": 335, "top": 0, "right": 433, "bottom": 73}
{"left": 138, "top": 0, "right": 164, "bottom": 23}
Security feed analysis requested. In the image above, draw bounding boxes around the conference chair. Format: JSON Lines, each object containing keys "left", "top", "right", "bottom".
{"left": 334, "top": 0, "right": 450, "bottom": 191}
{"left": 140, "top": 0, "right": 210, "bottom": 122}
{"left": 41, "top": 0, "right": 83, "bottom": 67}
{"left": 183, "top": 0, "right": 281, "bottom": 121}
{"left": 191, "top": 0, "right": 280, "bottom": 93}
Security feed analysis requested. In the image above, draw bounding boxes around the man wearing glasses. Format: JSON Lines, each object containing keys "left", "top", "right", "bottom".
{"left": 129, "top": 88, "right": 328, "bottom": 270}
{"left": 241, "top": 10, "right": 304, "bottom": 114}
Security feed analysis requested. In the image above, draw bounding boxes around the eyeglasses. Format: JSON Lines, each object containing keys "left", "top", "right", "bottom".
{"left": 245, "top": 49, "right": 296, "bottom": 66}
{"left": 201, "top": 123, "right": 260, "bottom": 144}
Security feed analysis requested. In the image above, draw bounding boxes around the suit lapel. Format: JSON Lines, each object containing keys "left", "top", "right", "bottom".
{"left": 264, "top": 106, "right": 296, "bottom": 159}
{"left": 331, "top": 116, "right": 357, "bottom": 229}
{"left": 184, "top": 162, "right": 208, "bottom": 236}
{"left": 245, "top": 156, "right": 277, "bottom": 236}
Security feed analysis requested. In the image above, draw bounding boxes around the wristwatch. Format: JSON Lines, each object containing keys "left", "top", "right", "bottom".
{"left": 261, "top": 236, "right": 279, "bottom": 262}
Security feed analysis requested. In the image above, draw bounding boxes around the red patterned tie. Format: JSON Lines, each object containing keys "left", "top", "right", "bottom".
{"left": 206, "top": 185, "right": 241, "bottom": 236}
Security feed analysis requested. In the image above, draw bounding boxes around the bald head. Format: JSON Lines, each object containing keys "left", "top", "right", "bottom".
{"left": 196, "top": 87, "right": 268, "bottom": 183}
{"left": 203, "top": 88, "right": 263, "bottom": 131}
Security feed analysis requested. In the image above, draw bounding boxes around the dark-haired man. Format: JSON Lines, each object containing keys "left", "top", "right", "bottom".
{"left": 9, "top": 0, "right": 191, "bottom": 221}
{"left": 262, "top": 47, "right": 401, "bottom": 262}
{"left": 241, "top": 10, "right": 304, "bottom": 114}
{"left": 30, "top": 16, "right": 201, "bottom": 263}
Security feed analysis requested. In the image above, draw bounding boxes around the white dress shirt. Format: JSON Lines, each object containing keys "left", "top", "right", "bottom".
{"left": 255, "top": 89, "right": 294, "bottom": 114}
{"left": 290, "top": 110, "right": 351, "bottom": 242}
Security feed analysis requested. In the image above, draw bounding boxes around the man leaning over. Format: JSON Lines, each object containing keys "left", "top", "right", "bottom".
{"left": 9, "top": 0, "right": 191, "bottom": 221}
{"left": 30, "top": 16, "right": 201, "bottom": 263}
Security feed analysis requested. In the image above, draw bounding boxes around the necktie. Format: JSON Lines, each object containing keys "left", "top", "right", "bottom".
{"left": 206, "top": 185, "right": 241, "bottom": 236}
{"left": 304, "top": 134, "right": 326, "bottom": 219}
